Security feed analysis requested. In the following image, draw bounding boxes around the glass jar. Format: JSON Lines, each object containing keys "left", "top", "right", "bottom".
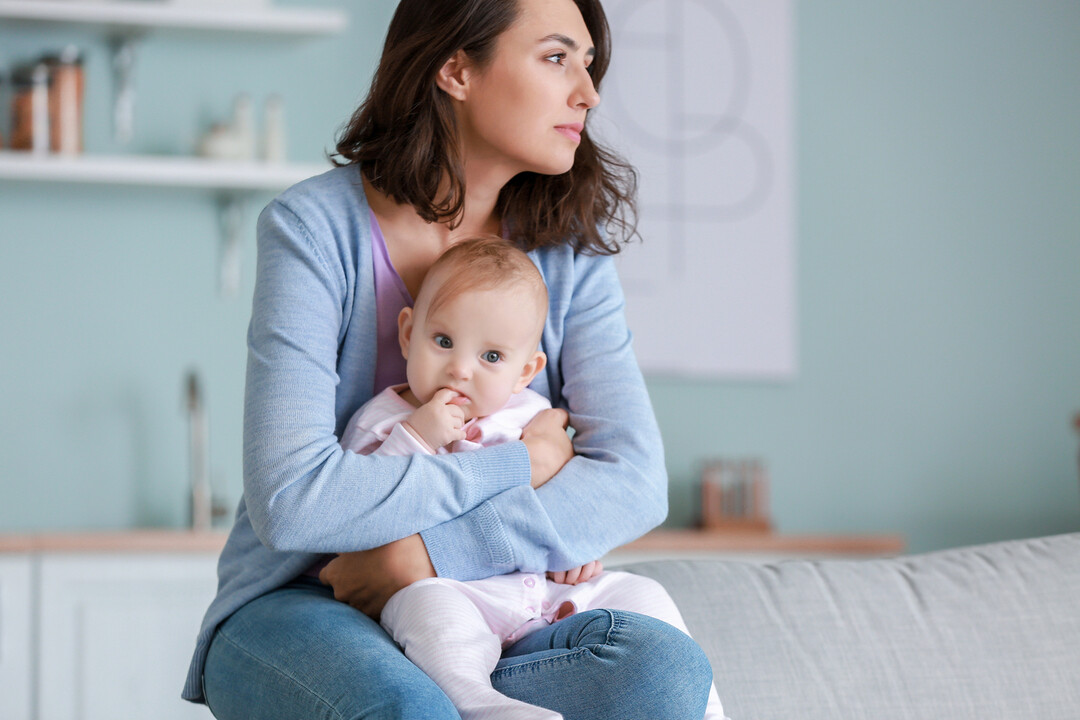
{"left": 10, "top": 61, "right": 51, "bottom": 153}
{"left": 9, "top": 46, "right": 84, "bottom": 155}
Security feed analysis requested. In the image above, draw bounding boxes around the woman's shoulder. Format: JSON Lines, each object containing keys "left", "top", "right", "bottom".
{"left": 530, "top": 243, "right": 620, "bottom": 295}
{"left": 258, "top": 164, "right": 373, "bottom": 255}
{"left": 273, "top": 163, "right": 367, "bottom": 216}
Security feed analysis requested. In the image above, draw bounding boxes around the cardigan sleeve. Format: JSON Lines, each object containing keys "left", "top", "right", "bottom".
{"left": 242, "top": 196, "right": 530, "bottom": 553}
{"left": 421, "top": 251, "right": 668, "bottom": 580}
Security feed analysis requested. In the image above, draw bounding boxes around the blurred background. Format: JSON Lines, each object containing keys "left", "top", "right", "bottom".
{"left": 1, "top": 0, "right": 1078, "bottom": 554}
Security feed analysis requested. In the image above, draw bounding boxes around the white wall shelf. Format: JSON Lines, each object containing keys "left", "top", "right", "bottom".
{"left": 0, "top": 0, "right": 347, "bottom": 36}
{"left": 0, "top": 151, "right": 330, "bottom": 296}
{"left": 0, "top": 151, "right": 332, "bottom": 295}
{"left": 0, "top": 1, "right": 347, "bottom": 296}
{"left": 0, "top": 151, "right": 329, "bottom": 192}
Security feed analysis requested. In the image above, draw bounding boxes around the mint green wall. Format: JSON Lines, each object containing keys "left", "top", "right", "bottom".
{"left": 2, "top": 1, "right": 1078, "bottom": 553}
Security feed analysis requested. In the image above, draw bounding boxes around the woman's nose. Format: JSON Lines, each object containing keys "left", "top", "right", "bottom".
{"left": 572, "top": 66, "right": 600, "bottom": 110}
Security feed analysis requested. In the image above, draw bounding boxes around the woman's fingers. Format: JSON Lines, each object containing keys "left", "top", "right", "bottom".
{"left": 522, "top": 408, "right": 574, "bottom": 488}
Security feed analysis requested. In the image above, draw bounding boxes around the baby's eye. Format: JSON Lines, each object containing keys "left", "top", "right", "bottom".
{"left": 482, "top": 351, "right": 502, "bottom": 363}
{"left": 435, "top": 335, "right": 452, "bottom": 349}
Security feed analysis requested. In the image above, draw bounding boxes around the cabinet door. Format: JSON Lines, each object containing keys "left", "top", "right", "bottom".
{"left": 0, "top": 555, "right": 33, "bottom": 720}
{"left": 38, "top": 553, "right": 218, "bottom": 720}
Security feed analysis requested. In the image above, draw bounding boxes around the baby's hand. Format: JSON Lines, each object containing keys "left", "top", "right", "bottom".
{"left": 547, "top": 560, "right": 604, "bottom": 585}
{"left": 403, "top": 388, "right": 468, "bottom": 451}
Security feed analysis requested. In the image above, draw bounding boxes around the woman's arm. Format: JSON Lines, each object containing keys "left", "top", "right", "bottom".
{"left": 319, "top": 391, "right": 573, "bottom": 616}
{"left": 420, "top": 250, "right": 668, "bottom": 580}
{"left": 242, "top": 194, "right": 530, "bottom": 552}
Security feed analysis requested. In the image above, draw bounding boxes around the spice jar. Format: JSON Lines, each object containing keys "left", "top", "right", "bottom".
{"left": 10, "top": 61, "right": 51, "bottom": 153}
{"left": 0, "top": 71, "right": 6, "bottom": 150}
{"left": 44, "top": 46, "right": 85, "bottom": 155}
{"left": 9, "top": 46, "right": 84, "bottom": 155}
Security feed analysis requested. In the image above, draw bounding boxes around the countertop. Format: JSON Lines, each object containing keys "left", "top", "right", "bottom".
{"left": 0, "top": 528, "right": 904, "bottom": 556}
{"left": 0, "top": 530, "right": 229, "bottom": 553}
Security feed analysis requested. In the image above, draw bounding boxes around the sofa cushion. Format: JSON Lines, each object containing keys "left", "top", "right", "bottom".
{"left": 619, "top": 532, "right": 1080, "bottom": 719}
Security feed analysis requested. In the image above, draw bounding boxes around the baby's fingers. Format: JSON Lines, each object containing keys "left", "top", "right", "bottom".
{"left": 562, "top": 566, "right": 583, "bottom": 585}
{"left": 580, "top": 560, "right": 604, "bottom": 583}
{"left": 431, "top": 388, "right": 463, "bottom": 405}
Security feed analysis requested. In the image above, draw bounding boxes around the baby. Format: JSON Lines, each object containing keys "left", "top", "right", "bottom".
{"left": 341, "top": 236, "right": 725, "bottom": 720}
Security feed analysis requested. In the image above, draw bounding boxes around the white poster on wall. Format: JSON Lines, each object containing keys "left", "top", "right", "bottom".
{"left": 594, "top": 0, "right": 796, "bottom": 379}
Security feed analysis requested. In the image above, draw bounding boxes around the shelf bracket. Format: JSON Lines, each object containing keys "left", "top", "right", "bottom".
{"left": 109, "top": 35, "right": 141, "bottom": 145}
{"left": 217, "top": 193, "right": 246, "bottom": 298}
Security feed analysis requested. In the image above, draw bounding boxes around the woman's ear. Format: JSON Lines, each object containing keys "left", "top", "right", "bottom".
{"left": 513, "top": 351, "right": 547, "bottom": 393}
{"left": 436, "top": 49, "right": 473, "bottom": 101}
{"left": 398, "top": 307, "right": 414, "bottom": 360}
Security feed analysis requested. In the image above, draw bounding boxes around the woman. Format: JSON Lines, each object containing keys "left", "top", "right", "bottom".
{"left": 185, "top": 0, "right": 716, "bottom": 718}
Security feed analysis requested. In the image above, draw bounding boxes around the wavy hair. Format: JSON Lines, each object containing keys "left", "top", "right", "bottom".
{"left": 333, "top": 0, "right": 637, "bottom": 254}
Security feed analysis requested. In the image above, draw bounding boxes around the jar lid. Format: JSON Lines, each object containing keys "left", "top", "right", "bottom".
{"left": 40, "top": 45, "right": 84, "bottom": 66}
{"left": 11, "top": 62, "right": 52, "bottom": 87}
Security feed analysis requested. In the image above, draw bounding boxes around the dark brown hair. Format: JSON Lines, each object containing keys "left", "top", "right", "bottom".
{"left": 333, "top": 0, "right": 637, "bottom": 255}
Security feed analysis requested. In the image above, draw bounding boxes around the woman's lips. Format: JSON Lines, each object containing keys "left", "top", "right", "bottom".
{"left": 555, "top": 123, "right": 583, "bottom": 143}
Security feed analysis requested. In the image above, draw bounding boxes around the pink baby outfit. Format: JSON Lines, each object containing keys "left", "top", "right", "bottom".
{"left": 340, "top": 384, "right": 550, "bottom": 456}
{"left": 340, "top": 387, "right": 727, "bottom": 720}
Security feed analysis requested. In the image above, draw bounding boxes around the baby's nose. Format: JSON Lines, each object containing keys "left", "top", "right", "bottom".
{"left": 446, "top": 358, "right": 471, "bottom": 380}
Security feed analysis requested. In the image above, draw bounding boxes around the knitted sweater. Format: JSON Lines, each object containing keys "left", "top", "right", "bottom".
{"left": 183, "top": 165, "right": 667, "bottom": 702}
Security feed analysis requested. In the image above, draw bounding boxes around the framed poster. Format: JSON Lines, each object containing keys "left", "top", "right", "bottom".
{"left": 594, "top": 0, "right": 796, "bottom": 378}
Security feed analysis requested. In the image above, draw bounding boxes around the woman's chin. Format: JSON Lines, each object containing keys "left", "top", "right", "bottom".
{"left": 522, "top": 153, "right": 577, "bottom": 177}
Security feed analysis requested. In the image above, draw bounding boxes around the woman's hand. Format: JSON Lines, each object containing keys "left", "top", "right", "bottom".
{"left": 318, "top": 534, "right": 436, "bottom": 618}
{"left": 521, "top": 408, "right": 573, "bottom": 489}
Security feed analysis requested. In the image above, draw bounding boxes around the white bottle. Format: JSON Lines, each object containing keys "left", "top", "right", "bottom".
{"left": 231, "top": 93, "right": 256, "bottom": 161}
{"left": 262, "top": 94, "right": 286, "bottom": 163}
{"left": 30, "top": 62, "right": 50, "bottom": 154}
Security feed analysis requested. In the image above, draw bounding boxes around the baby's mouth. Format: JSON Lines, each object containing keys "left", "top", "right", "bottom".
{"left": 445, "top": 389, "right": 470, "bottom": 406}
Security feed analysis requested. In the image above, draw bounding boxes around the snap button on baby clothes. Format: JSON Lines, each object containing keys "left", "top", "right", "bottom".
{"left": 524, "top": 576, "right": 536, "bottom": 588}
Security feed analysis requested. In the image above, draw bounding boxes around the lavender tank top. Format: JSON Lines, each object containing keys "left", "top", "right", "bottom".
{"left": 370, "top": 209, "right": 412, "bottom": 395}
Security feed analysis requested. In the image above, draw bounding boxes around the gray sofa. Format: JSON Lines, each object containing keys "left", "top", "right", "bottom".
{"left": 621, "top": 532, "right": 1080, "bottom": 719}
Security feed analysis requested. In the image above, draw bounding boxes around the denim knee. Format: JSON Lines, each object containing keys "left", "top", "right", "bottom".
{"left": 564, "top": 608, "right": 619, "bottom": 648}
{"left": 609, "top": 610, "right": 714, "bottom": 720}
{"left": 361, "top": 680, "right": 460, "bottom": 720}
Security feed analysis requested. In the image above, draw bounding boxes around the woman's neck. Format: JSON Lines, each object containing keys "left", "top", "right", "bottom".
{"left": 363, "top": 174, "right": 504, "bottom": 298}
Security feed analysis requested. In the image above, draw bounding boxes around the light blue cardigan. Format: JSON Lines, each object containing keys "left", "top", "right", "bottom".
{"left": 183, "top": 165, "right": 667, "bottom": 703}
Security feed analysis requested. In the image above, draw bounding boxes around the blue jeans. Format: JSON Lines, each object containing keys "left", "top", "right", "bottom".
{"left": 203, "top": 577, "right": 713, "bottom": 720}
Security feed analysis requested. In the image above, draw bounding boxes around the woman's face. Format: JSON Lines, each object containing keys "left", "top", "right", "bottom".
{"left": 456, "top": 0, "right": 600, "bottom": 180}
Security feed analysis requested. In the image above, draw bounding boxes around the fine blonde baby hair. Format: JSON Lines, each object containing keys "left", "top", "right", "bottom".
{"left": 423, "top": 235, "right": 548, "bottom": 330}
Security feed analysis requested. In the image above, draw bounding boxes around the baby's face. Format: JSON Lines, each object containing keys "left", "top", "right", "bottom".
{"left": 403, "top": 284, "right": 544, "bottom": 421}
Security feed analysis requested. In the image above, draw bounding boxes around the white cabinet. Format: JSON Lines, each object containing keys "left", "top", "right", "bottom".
{"left": 0, "top": 546, "right": 221, "bottom": 720}
{"left": 0, "top": 556, "right": 33, "bottom": 720}
{"left": 37, "top": 553, "right": 218, "bottom": 720}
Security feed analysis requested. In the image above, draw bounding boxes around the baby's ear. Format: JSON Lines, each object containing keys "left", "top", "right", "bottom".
{"left": 513, "top": 351, "right": 547, "bottom": 393}
{"left": 398, "top": 307, "right": 414, "bottom": 360}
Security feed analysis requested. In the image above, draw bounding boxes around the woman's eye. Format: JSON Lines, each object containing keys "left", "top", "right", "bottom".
{"left": 435, "top": 335, "right": 452, "bottom": 348}
{"left": 483, "top": 351, "right": 502, "bottom": 363}
{"left": 544, "top": 52, "right": 566, "bottom": 65}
